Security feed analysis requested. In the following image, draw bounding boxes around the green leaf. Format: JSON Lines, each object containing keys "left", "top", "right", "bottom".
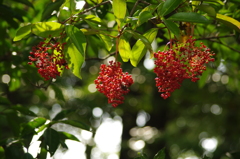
{"left": 44, "top": 128, "right": 60, "bottom": 156}
{"left": 137, "top": 11, "right": 152, "bottom": 26}
{"left": 52, "top": 110, "right": 73, "bottom": 121}
{"left": 9, "top": 77, "right": 21, "bottom": 92}
{"left": 41, "top": 0, "right": 65, "bottom": 21}
{"left": 37, "top": 148, "right": 47, "bottom": 159}
{"left": 5, "top": 142, "right": 24, "bottom": 159}
{"left": 83, "top": 15, "right": 108, "bottom": 28}
{"left": 153, "top": 148, "right": 166, "bottom": 159}
{"left": 32, "top": 22, "right": 64, "bottom": 38}
{"left": 64, "top": 41, "right": 84, "bottom": 79}
{"left": 163, "top": 19, "right": 181, "bottom": 39}
{"left": 113, "top": 0, "right": 127, "bottom": 26}
{"left": 98, "top": 34, "right": 113, "bottom": 51}
{"left": 80, "top": 28, "right": 100, "bottom": 35}
{"left": 192, "top": 0, "right": 224, "bottom": 5}
{"left": 56, "top": 120, "right": 91, "bottom": 131}
{"left": 51, "top": 84, "right": 65, "bottom": 101}
{"left": 0, "top": 146, "right": 5, "bottom": 159}
{"left": 216, "top": 13, "right": 240, "bottom": 33}
{"left": 22, "top": 153, "right": 34, "bottom": 159}
{"left": 119, "top": 35, "right": 132, "bottom": 62}
{"left": 134, "top": 153, "right": 148, "bottom": 159}
{"left": 12, "top": 0, "right": 34, "bottom": 8}
{"left": 0, "top": 96, "right": 11, "bottom": 105}
{"left": 128, "top": 28, "right": 158, "bottom": 67}
{"left": 198, "top": 69, "right": 212, "bottom": 88}
{"left": 13, "top": 24, "right": 32, "bottom": 41}
{"left": 197, "top": 4, "right": 216, "bottom": 17}
{"left": 65, "top": 25, "right": 86, "bottom": 79}
{"left": 159, "top": 0, "right": 183, "bottom": 16}
{"left": 167, "top": 12, "right": 210, "bottom": 23}
{"left": 11, "top": 105, "right": 37, "bottom": 116}
{"left": 65, "top": 25, "right": 86, "bottom": 57}
{"left": 21, "top": 117, "right": 47, "bottom": 137}
{"left": 58, "top": 131, "right": 80, "bottom": 142}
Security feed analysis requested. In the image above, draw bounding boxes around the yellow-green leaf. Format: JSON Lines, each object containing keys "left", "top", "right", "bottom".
{"left": 13, "top": 24, "right": 32, "bottom": 41}
{"left": 216, "top": 13, "right": 240, "bottom": 33}
{"left": 98, "top": 34, "right": 113, "bottom": 51}
{"left": 32, "top": 22, "right": 64, "bottom": 38}
{"left": 113, "top": 0, "right": 126, "bottom": 26}
{"left": 129, "top": 28, "right": 158, "bottom": 67}
{"left": 119, "top": 36, "right": 132, "bottom": 62}
{"left": 167, "top": 12, "right": 210, "bottom": 23}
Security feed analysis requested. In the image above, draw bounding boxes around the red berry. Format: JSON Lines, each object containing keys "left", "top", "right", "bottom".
{"left": 95, "top": 61, "right": 133, "bottom": 107}
{"left": 154, "top": 36, "right": 215, "bottom": 99}
{"left": 28, "top": 40, "right": 69, "bottom": 80}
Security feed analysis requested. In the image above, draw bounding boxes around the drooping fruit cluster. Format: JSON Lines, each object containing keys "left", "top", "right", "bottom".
{"left": 28, "top": 40, "right": 69, "bottom": 80}
{"left": 154, "top": 36, "right": 215, "bottom": 99}
{"left": 94, "top": 61, "right": 133, "bottom": 107}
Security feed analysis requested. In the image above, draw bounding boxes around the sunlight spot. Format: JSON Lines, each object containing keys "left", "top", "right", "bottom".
{"left": 2, "top": 74, "right": 10, "bottom": 84}
{"left": 210, "top": 104, "right": 222, "bottom": 115}
{"left": 94, "top": 118, "right": 123, "bottom": 153}
{"left": 50, "top": 103, "right": 62, "bottom": 119}
{"left": 129, "top": 139, "right": 145, "bottom": 151}
{"left": 201, "top": 138, "right": 218, "bottom": 152}
{"left": 136, "top": 75, "right": 146, "bottom": 84}
{"left": 221, "top": 75, "right": 229, "bottom": 84}
{"left": 136, "top": 111, "right": 150, "bottom": 127}
{"left": 144, "top": 58, "right": 155, "bottom": 70}
{"left": 92, "top": 107, "right": 103, "bottom": 118}
{"left": 76, "top": 1, "right": 85, "bottom": 10}
{"left": 49, "top": 89, "right": 55, "bottom": 99}
{"left": 81, "top": 130, "right": 93, "bottom": 141}
{"left": 217, "top": 59, "right": 227, "bottom": 72}
{"left": 88, "top": 83, "right": 97, "bottom": 93}
{"left": 89, "top": 66, "right": 98, "bottom": 75}
{"left": 107, "top": 154, "right": 119, "bottom": 159}
{"left": 11, "top": 64, "right": 16, "bottom": 68}
{"left": 132, "top": 68, "right": 141, "bottom": 75}
{"left": 212, "top": 72, "right": 221, "bottom": 82}
{"left": 12, "top": 51, "right": 17, "bottom": 55}
{"left": 29, "top": 106, "right": 39, "bottom": 114}
{"left": 62, "top": 6, "right": 69, "bottom": 11}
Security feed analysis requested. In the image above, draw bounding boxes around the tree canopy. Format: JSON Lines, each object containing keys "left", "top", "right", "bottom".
{"left": 1, "top": 0, "right": 240, "bottom": 159}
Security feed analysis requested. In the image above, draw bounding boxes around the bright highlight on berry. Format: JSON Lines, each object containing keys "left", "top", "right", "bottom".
{"left": 94, "top": 61, "right": 133, "bottom": 107}
{"left": 154, "top": 37, "right": 215, "bottom": 99}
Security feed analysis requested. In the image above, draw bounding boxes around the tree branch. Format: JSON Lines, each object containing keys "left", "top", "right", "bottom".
{"left": 80, "top": 0, "right": 111, "bottom": 15}
{"left": 196, "top": 34, "right": 235, "bottom": 40}
{"left": 209, "top": 39, "right": 240, "bottom": 53}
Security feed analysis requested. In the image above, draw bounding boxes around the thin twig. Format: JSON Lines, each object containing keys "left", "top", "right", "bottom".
{"left": 61, "top": 0, "right": 111, "bottom": 24}
{"left": 209, "top": 39, "right": 240, "bottom": 53}
{"left": 80, "top": 0, "right": 111, "bottom": 15}
{"left": 196, "top": 34, "right": 235, "bottom": 40}
{"left": 130, "top": 0, "right": 140, "bottom": 16}
{"left": 139, "top": 0, "right": 151, "bottom": 5}
{"left": 27, "top": 78, "right": 53, "bottom": 90}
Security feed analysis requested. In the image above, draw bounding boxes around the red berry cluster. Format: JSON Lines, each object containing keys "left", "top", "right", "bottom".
{"left": 28, "top": 40, "right": 69, "bottom": 80}
{"left": 94, "top": 61, "right": 133, "bottom": 107}
{"left": 154, "top": 36, "right": 215, "bottom": 99}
